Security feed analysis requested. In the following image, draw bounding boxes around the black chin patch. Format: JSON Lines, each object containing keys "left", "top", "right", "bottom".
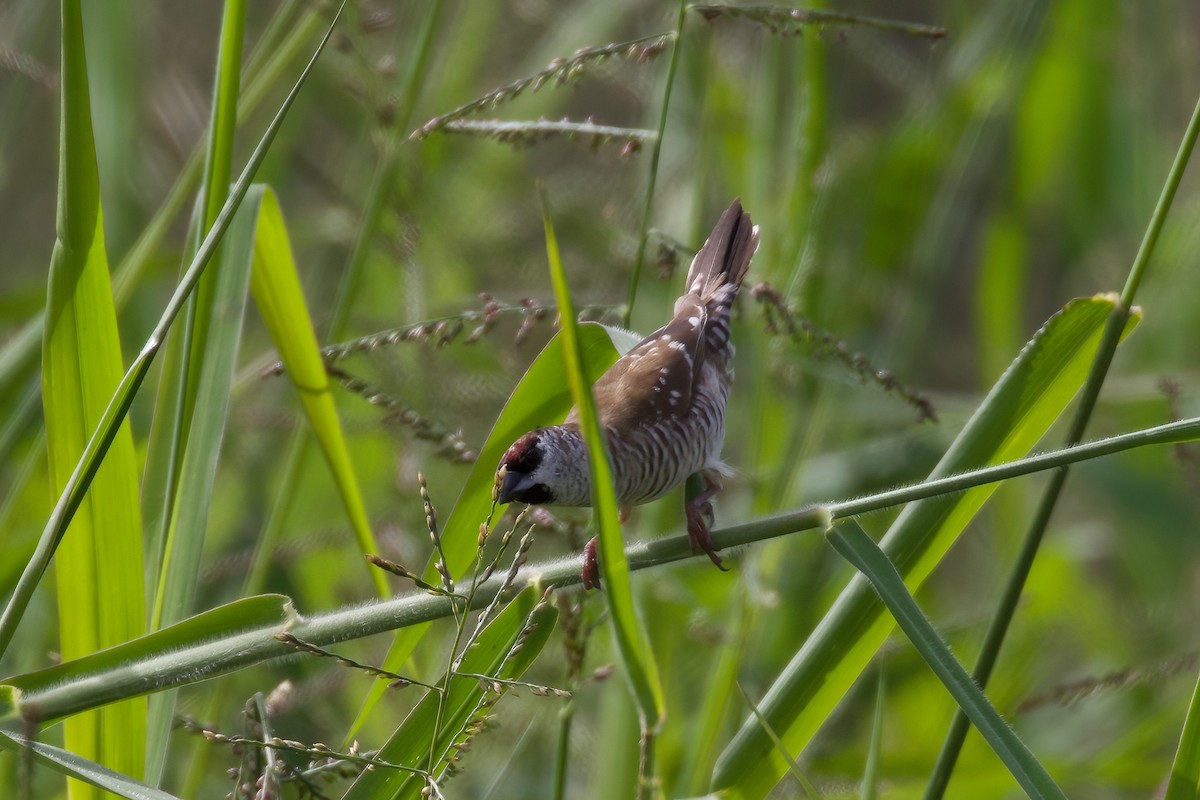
{"left": 513, "top": 483, "right": 553, "bottom": 505}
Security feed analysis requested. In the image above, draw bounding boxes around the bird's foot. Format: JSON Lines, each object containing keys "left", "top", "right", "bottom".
{"left": 582, "top": 536, "right": 601, "bottom": 590}
{"left": 685, "top": 470, "right": 728, "bottom": 571}
{"left": 686, "top": 502, "right": 727, "bottom": 571}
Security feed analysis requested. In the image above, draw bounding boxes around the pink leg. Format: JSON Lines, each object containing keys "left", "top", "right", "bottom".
{"left": 686, "top": 470, "right": 728, "bottom": 571}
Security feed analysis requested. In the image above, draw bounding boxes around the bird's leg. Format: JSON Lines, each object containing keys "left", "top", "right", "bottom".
{"left": 582, "top": 536, "right": 601, "bottom": 590}
{"left": 582, "top": 509, "right": 631, "bottom": 590}
{"left": 685, "top": 469, "right": 728, "bottom": 571}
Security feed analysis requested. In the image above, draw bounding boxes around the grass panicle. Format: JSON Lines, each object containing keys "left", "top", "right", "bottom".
{"left": 439, "top": 118, "right": 655, "bottom": 153}
{"left": 273, "top": 632, "right": 440, "bottom": 691}
{"left": 260, "top": 296, "right": 621, "bottom": 377}
{"left": 410, "top": 32, "right": 674, "bottom": 140}
{"left": 753, "top": 282, "right": 937, "bottom": 422}
{"left": 690, "top": 4, "right": 949, "bottom": 40}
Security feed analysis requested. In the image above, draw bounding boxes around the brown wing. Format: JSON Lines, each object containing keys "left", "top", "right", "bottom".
{"left": 570, "top": 296, "right": 708, "bottom": 436}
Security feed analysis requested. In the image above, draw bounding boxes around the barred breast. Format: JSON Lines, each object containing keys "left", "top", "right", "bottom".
{"left": 608, "top": 359, "right": 731, "bottom": 506}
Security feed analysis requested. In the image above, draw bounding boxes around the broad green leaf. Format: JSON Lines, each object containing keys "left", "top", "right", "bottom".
{"left": 542, "top": 192, "right": 664, "bottom": 730}
{"left": 248, "top": 186, "right": 387, "bottom": 598}
{"left": 0, "top": 730, "right": 184, "bottom": 800}
{"left": 826, "top": 522, "right": 1065, "bottom": 799}
{"left": 713, "top": 295, "right": 1140, "bottom": 797}
{"left": 344, "top": 321, "right": 638, "bottom": 740}
{"left": 1165, "top": 671, "right": 1200, "bottom": 800}
{"left": 342, "top": 586, "right": 559, "bottom": 800}
{"left": 41, "top": 0, "right": 145, "bottom": 792}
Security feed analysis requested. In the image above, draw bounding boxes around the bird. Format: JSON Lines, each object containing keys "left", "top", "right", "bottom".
{"left": 495, "top": 199, "right": 759, "bottom": 588}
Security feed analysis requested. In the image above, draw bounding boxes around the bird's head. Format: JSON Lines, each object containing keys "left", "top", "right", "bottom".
{"left": 495, "top": 427, "right": 589, "bottom": 506}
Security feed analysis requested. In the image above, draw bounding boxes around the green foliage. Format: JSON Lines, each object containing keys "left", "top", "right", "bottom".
{"left": 1, "top": 1, "right": 1199, "bottom": 798}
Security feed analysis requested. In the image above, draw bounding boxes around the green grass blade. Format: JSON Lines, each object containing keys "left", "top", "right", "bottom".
{"left": 144, "top": 16, "right": 249, "bottom": 781}
{"left": 1165, "top": 671, "right": 1200, "bottom": 800}
{"left": 0, "top": 5, "right": 342, "bottom": 662}
{"left": 247, "top": 186, "right": 387, "bottom": 598}
{"left": 342, "top": 321, "right": 637, "bottom": 742}
{"left": 341, "top": 586, "right": 559, "bottom": 800}
{"left": 143, "top": 197, "right": 252, "bottom": 780}
{"left": 0, "top": 730, "right": 184, "bottom": 800}
{"left": 42, "top": 0, "right": 146, "bottom": 792}
{"left": 825, "top": 521, "right": 1065, "bottom": 799}
{"left": 541, "top": 190, "right": 665, "bottom": 736}
{"left": 713, "top": 295, "right": 1140, "bottom": 797}
{"left": 862, "top": 668, "right": 883, "bottom": 800}
{"left": 144, "top": 0, "right": 247, "bottom": 627}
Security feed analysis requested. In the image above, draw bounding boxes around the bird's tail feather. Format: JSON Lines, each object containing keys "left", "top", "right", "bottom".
{"left": 677, "top": 199, "right": 759, "bottom": 316}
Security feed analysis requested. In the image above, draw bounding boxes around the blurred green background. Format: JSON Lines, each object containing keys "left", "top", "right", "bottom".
{"left": 2, "top": 0, "right": 1199, "bottom": 797}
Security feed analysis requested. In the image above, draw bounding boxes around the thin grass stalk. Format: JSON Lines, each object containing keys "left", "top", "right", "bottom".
{"left": 862, "top": 668, "right": 884, "bottom": 800}
{"left": 624, "top": 0, "right": 687, "bottom": 327}
{"left": 925, "top": 91, "right": 1200, "bottom": 797}
{"left": 734, "top": 681, "right": 819, "bottom": 797}
{"left": 7, "top": 414, "right": 1200, "bottom": 726}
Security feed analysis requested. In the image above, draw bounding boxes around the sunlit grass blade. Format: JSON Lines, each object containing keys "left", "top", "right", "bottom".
{"left": 713, "top": 295, "right": 1140, "bottom": 797}
{"left": 342, "top": 321, "right": 637, "bottom": 742}
{"left": 1165, "top": 671, "right": 1200, "bottom": 800}
{"left": 825, "top": 521, "right": 1065, "bottom": 799}
{"left": 341, "top": 586, "right": 558, "bottom": 800}
{"left": 0, "top": 4, "right": 343, "bottom": 662}
{"left": 541, "top": 190, "right": 665, "bottom": 785}
{"left": 247, "top": 186, "right": 387, "bottom": 598}
{"left": 40, "top": 0, "right": 146, "bottom": 792}
{"left": 0, "top": 730, "right": 184, "bottom": 800}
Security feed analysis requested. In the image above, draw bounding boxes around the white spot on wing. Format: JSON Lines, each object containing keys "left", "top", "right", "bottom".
{"left": 688, "top": 316, "right": 700, "bottom": 328}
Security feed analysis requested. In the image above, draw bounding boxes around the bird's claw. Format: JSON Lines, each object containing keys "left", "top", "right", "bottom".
{"left": 686, "top": 499, "right": 727, "bottom": 571}
{"left": 582, "top": 536, "right": 601, "bottom": 590}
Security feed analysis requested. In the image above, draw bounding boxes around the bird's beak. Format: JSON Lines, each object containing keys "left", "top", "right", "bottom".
{"left": 497, "top": 468, "right": 537, "bottom": 504}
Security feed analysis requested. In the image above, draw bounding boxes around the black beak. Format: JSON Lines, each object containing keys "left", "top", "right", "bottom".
{"left": 498, "top": 469, "right": 538, "bottom": 504}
